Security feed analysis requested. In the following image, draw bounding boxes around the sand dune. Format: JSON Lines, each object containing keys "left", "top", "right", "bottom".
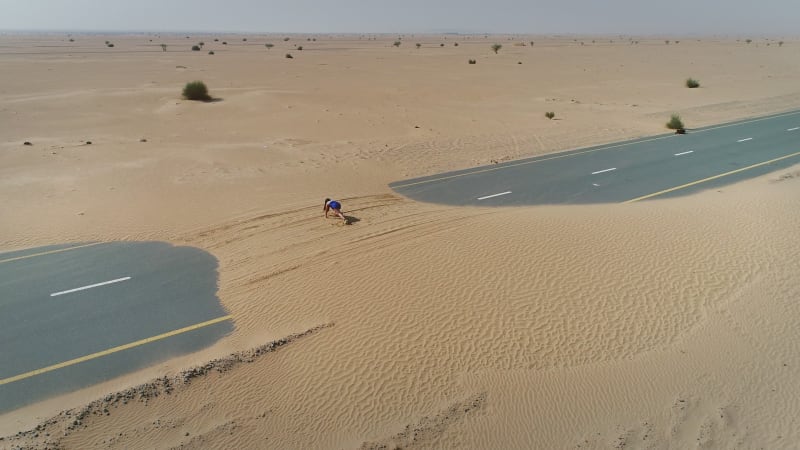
{"left": 1, "top": 34, "right": 800, "bottom": 449}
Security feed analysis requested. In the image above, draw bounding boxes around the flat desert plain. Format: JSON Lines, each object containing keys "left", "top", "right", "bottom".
{"left": 1, "top": 33, "right": 800, "bottom": 449}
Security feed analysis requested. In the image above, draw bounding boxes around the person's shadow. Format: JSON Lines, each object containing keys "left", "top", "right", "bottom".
{"left": 343, "top": 215, "right": 360, "bottom": 225}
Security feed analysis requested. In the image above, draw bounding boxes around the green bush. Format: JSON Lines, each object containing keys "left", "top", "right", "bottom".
{"left": 545, "top": 111, "right": 555, "bottom": 119}
{"left": 393, "top": 41, "right": 401, "bottom": 47}
{"left": 666, "top": 114, "right": 685, "bottom": 130}
{"left": 468, "top": 59, "right": 476, "bottom": 64}
{"left": 265, "top": 43, "right": 274, "bottom": 49}
{"left": 208, "top": 51, "right": 214, "bottom": 55}
{"left": 107, "top": 43, "right": 114, "bottom": 48}
{"left": 191, "top": 45, "right": 201, "bottom": 51}
{"left": 685, "top": 78, "right": 700, "bottom": 88}
{"left": 491, "top": 43, "right": 502, "bottom": 53}
{"left": 182, "top": 81, "right": 211, "bottom": 101}
{"left": 285, "top": 53, "right": 293, "bottom": 59}
{"left": 297, "top": 45, "right": 303, "bottom": 50}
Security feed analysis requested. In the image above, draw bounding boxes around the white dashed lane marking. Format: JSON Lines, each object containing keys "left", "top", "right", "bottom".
{"left": 51, "top": 277, "right": 132, "bottom": 297}
{"left": 674, "top": 151, "right": 694, "bottom": 156}
{"left": 477, "top": 191, "right": 512, "bottom": 200}
{"left": 591, "top": 168, "right": 617, "bottom": 175}
{"left": 737, "top": 138, "right": 753, "bottom": 142}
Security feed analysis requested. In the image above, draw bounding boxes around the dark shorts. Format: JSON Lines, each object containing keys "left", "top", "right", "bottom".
{"left": 329, "top": 201, "right": 341, "bottom": 210}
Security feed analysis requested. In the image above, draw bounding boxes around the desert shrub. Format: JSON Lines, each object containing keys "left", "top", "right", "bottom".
{"left": 530, "top": 41, "right": 534, "bottom": 46}
{"left": 468, "top": 59, "right": 476, "bottom": 64}
{"left": 312, "top": 38, "right": 316, "bottom": 41}
{"left": 105, "top": 40, "right": 109, "bottom": 44}
{"left": 779, "top": 41, "right": 784, "bottom": 46}
{"left": 107, "top": 43, "right": 114, "bottom": 47}
{"left": 284, "top": 37, "right": 290, "bottom": 41}
{"left": 285, "top": 53, "right": 293, "bottom": 59}
{"left": 415, "top": 43, "right": 421, "bottom": 48}
{"left": 545, "top": 111, "right": 555, "bottom": 119}
{"left": 242, "top": 38, "right": 247, "bottom": 41}
{"left": 265, "top": 43, "right": 274, "bottom": 49}
{"left": 491, "top": 43, "right": 502, "bottom": 53}
{"left": 297, "top": 45, "right": 303, "bottom": 50}
{"left": 665, "top": 40, "right": 669, "bottom": 44}
{"left": 214, "top": 38, "right": 219, "bottom": 42}
{"left": 675, "top": 40, "right": 679, "bottom": 44}
{"left": 685, "top": 78, "right": 700, "bottom": 88}
{"left": 182, "top": 81, "right": 211, "bottom": 101}
{"left": 69, "top": 38, "right": 74, "bottom": 42}
{"left": 222, "top": 41, "right": 227, "bottom": 45}
{"left": 160, "top": 44, "right": 167, "bottom": 51}
{"left": 666, "top": 114, "right": 685, "bottom": 130}
{"left": 208, "top": 51, "right": 214, "bottom": 55}
{"left": 393, "top": 41, "right": 401, "bottom": 47}
{"left": 191, "top": 45, "right": 201, "bottom": 51}
{"left": 454, "top": 42, "right": 458, "bottom": 46}
{"left": 198, "top": 41, "right": 204, "bottom": 46}
{"left": 746, "top": 39, "right": 752, "bottom": 44}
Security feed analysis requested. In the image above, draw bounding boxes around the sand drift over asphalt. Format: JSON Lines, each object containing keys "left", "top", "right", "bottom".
{"left": 2, "top": 34, "right": 800, "bottom": 448}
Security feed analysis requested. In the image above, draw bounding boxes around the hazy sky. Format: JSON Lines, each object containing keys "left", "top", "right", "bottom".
{"left": 0, "top": 0, "right": 797, "bottom": 35}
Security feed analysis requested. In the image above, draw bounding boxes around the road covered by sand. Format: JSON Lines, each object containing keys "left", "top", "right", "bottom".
{"left": 1, "top": 33, "right": 800, "bottom": 449}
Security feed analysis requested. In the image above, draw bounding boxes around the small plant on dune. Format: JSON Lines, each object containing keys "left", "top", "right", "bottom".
{"left": 198, "top": 41, "right": 204, "bottom": 46}
{"left": 69, "top": 38, "right": 74, "bottom": 42}
{"left": 779, "top": 41, "right": 784, "bottom": 46}
{"left": 285, "top": 53, "right": 293, "bottom": 59}
{"left": 297, "top": 45, "right": 303, "bottom": 50}
{"left": 265, "top": 43, "right": 274, "bottom": 49}
{"left": 666, "top": 114, "right": 685, "bottom": 132}
{"left": 222, "top": 41, "right": 227, "bottom": 45}
{"left": 105, "top": 40, "right": 110, "bottom": 45}
{"left": 283, "top": 37, "right": 290, "bottom": 41}
{"left": 491, "top": 43, "right": 502, "bottom": 53}
{"left": 182, "top": 81, "right": 211, "bottom": 101}
{"left": 415, "top": 43, "right": 421, "bottom": 49}
{"left": 191, "top": 45, "right": 201, "bottom": 51}
{"left": 242, "top": 38, "right": 247, "bottom": 41}
{"left": 545, "top": 111, "right": 555, "bottom": 119}
{"left": 393, "top": 41, "right": 401, "bottom": 47}
{"left": 454, "top": 42, "right": 459, "bottom": 46}
{"left": 160, "top": 43, "right": 167, "bottom": 52}
{"left": 208, "top": 51, "right": 214, "bottom": 55}
{"left": 746, "top": 39, "right": 752, "bottom": 44}
{"left": 665, "top": 40, "right": 670, "bottom": 44}
{"left": 685, "top": 78, "right": 700, "bottom": 88}
{"left": 440, "top": 43, "right": 445, "bottom": 47}
{"left": 214, "top": 38, "right": 219, "bottom": 42}
{"left": 468, "top": 59, "right": 477, "bottom": 64}
{"left": 107, "top": 43, "right": 114, "bottom": 48}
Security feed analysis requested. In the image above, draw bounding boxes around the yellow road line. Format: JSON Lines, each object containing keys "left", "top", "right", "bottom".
{"left": 0, "top": 315, "right": 233, "bottom": 386}
{"left": 624, "top": 150, "right": 800, "bottom": 203}
{"left": 393, "top": 135, "right": 675, "bottom": 189}
{"left": 0, "top": 242, "right": 102, "bottom": 264}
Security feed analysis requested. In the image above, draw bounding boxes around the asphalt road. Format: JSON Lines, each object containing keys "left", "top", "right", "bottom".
{"left": 0, "top": 242, "right": 233, "bottom": 414}
{"left": 390, "top": 110, "right": 800, "bottom": 205}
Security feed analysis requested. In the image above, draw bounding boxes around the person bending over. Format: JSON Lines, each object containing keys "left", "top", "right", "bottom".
{"left": 324, "top": 198, "right": 347, "bottom": 223}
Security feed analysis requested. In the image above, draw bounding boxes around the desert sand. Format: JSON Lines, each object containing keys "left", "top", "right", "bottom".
{"left": 1, "top": 33, "right": 800, "bottom": 449}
